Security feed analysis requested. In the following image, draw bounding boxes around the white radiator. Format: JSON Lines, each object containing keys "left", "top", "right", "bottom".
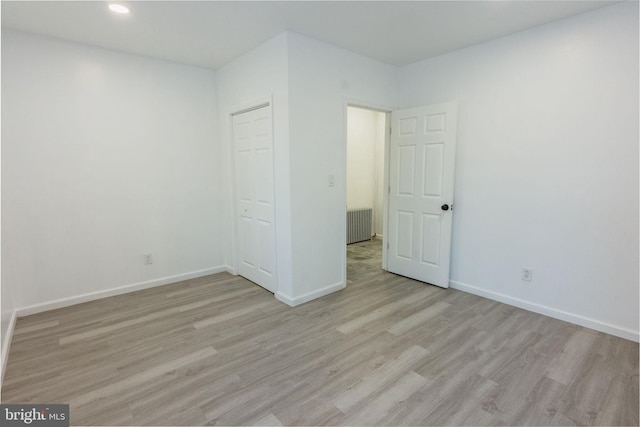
{"left": 347, "top": 208, "right": 373, "bottom": 244}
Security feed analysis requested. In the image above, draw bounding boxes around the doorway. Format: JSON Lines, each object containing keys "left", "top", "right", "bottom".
{"left": 345, "top": 102, "right": 458, "bottom": 289}
{"left": 345, "top": 105, "right": 388, "bottom": 282}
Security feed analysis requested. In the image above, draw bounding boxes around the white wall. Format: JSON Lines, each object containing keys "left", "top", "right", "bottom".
{"left": 397, "top": 2, "right": 639, "bottom": 339}
{"left": 346, "top": 106, "right": 385, "bottom": 236}
{"left": 286, "top": 33, "right": 396, "bottom": 302}
{"left": 1, "top": 31, "right": 222, "bottom": 312}
{"left": 216, "top": 33, "right": 294, "bottom": 298}
{"left": 347, "top": 107, "right": 376, "bottom": 211}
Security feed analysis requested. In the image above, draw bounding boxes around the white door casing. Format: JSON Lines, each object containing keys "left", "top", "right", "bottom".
{"left": 387, "top": 102, "right": 457, "bottom": 288}
{"left": 233, "top": 105, "right": 277, "bottom": 292}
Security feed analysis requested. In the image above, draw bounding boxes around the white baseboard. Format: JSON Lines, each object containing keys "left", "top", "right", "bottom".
{"left": 450, "top": 280, "right": 639, "bottom": 343}
{"left": 276, "top": 281, "right": 345, "bottom": 307}
{"left": 16, "top": 266, "right": 231, "bottom": 317}
{"left": 1, "top": 310, "right": 17, "bottom": 387}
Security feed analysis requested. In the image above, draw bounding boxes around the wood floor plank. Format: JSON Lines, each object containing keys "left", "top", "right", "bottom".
{"left": 192, "top": 300, "right": 274, "bottom": 329}
{"left": 594, "top": 374, "right": 640, "bottom": 427}
{"left": 333, "top": 344, "right": 429, "bottom": 412}
{"left": 558, "top": 351, "right": 618, "bottom": 425}
{"left": 387, "top": 300, "right": 450, "bottom": 336}
{"left": 2, "top": 239, "right": 637, "bottom": 426}
{"left": 507, "top": 375, "right": 567, "bottom": 425}
{"left": 12, "top": 320, "right": 60, "bottom": 336}
{"left": 549, "top": 410, "right": 579, "bottom": 426}
{"left": 130, "top": 372, "right": 241, "bottom": 425}
{"left": 338, "top": 370, "right": 428, "bottom": 426}
{"left": 545, "top": 329, "right": 598, "bottom": 385}
{"left": 402, "top": 373, "right": 499, "bottom": 426}
{"left": 252, "top": 412, "right": 284, "bottom": 426}
{"left": 71, "top": 346, "right": 217, "bottom": 407}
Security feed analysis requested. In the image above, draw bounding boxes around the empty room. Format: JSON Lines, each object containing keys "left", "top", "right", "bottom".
{"left": 1, "top": 1, "right": 638, "bottom": 426}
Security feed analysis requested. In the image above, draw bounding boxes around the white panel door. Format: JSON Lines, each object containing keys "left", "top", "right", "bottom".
{"left": 233, "top": 105, "right": 277, "bottom": 292}
{"left": 387, "top": 102, "right": 457, "bottom": 288}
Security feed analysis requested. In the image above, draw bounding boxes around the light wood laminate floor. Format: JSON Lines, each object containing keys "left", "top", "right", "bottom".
{"left": 3, "top": 243, "right": 638, "bottom": 425}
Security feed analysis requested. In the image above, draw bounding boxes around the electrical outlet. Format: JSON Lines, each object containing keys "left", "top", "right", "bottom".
{"left": 521, "top": 267, "right": 533, "bottom": 282}
{"left": 144, "top": 253, "right": 153, "bottom": 265}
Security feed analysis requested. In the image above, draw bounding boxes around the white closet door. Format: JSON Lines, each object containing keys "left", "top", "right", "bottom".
{"left": 233, "top": 105, "right": 277, "bottom": 292}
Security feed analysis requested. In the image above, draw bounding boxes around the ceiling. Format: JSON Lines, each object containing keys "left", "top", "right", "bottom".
{"left": 1, "top": 1, "right": 617, "bottom": 69}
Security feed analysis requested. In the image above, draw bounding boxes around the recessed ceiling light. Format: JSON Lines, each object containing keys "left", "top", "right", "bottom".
{"left": 108, "top": 4, "right": 130, "bottom": 14}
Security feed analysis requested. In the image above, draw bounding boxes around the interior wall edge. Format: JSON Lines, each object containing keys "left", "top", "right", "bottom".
{"left": 450, "top": 280, "right": 639, "bottom": 343}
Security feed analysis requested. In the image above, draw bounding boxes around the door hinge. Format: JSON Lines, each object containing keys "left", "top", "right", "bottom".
{"left": 388, "top": 186, "right": 391, "bottom": 194}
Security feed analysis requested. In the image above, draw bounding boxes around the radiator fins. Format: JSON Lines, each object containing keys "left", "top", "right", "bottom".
{"left": 347, "top": 208, "right": 373, "bottom": 244}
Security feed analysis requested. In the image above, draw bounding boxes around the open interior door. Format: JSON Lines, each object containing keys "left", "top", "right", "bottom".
{"left": 387, "top": 102, "right": 457, "bottom": 288}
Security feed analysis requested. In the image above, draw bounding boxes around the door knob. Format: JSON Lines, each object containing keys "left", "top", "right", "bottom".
{"left": 441, "top": 204, "right": 449, "bottom": 211}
